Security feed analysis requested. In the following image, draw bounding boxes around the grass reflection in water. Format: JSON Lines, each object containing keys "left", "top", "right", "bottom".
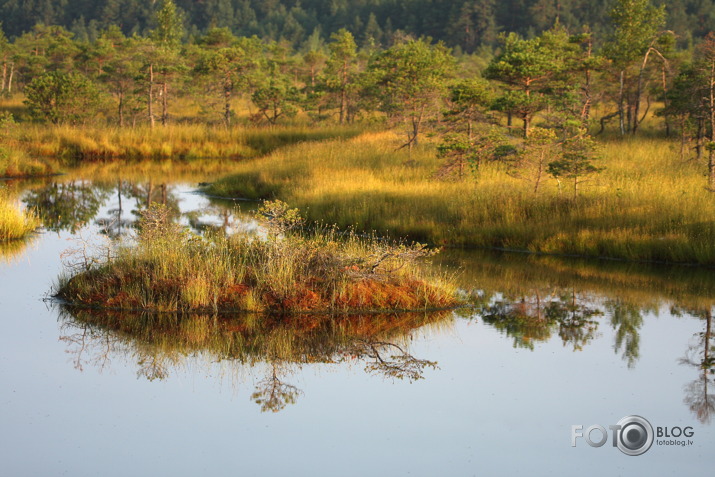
{"left": 57, "top": 307, "right": 451, "bottom": 412}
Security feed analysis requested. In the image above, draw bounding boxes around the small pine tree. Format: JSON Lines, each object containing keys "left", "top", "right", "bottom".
{"left": 547, "top": 128, "right": 603, "bottom": 197}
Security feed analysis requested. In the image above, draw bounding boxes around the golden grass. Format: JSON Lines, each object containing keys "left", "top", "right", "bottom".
{"left": 206, "top": 131, "right": 715, "bottom": 265}
{"left": 10, "top": 123, "right": 363, "bottom": 162}
{"left": 0, "top": 193, "right": 40, "bottom": 241}
{"left": 0, "top": 146, "right": 59, "bottom": 178}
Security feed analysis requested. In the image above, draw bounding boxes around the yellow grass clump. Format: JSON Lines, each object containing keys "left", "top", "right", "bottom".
{"left": 0, "top": 194, "right": 40, "bottom": 241}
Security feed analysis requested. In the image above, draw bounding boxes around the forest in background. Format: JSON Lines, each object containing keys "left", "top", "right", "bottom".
{"left": 2, "top": 0, "right": 715, "bottom": 52}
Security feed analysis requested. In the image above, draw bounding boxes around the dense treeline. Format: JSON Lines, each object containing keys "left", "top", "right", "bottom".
{"left": 2, "top": 0, "right": 715, "bottom": 51}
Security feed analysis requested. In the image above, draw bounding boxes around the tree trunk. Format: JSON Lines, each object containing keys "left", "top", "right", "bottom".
{"left": 679, "top": 116, "right": 687, "bottom": 161}
{"left": 340, "top": 89, "right": 347, "bottom": 124}
{"left": 523, "top": 113, "right": 530, "bottom": 138}
{"left": 696, "top": 118, "right": 704, "bottom": 161}
{"left": 573, "top": 176, "right": 578, "bottom": 198}
{"left": 1, "top": 61, "right": 6, "bottom": 92}
{"left": 633, "top": 48, "right": 653, "bottom": 135}
{"left": 618, "top": 70, "right": 625, "bottom": 135}
{"left": 618, "top": 70, "right": 626, "bottom": 136}
{"left": 224, "top": 81, "right": 232, "bottom": 127}
{"left": 161, "top": 82, "right": 168, "bottom": 126}
{"left": 118, "top": 90, "right": 124, "bottom": 127}
{"left": 7, "top": 62, "right": 13, "bottom": 93}
{"left": 534, "top": 152, "right": 544, "bottom": 193}
{"left": 339, "top": 61, "right": 348, "bottom": 124}
{"left": 709, "top": 58, "right": 715, "bottom": 190}
{"left": 581, "top": 37, "right": 593, "bottom": 124}
{"left": 411, "top": 106, "right": 424, "bottom": 147}
{"left": 148, "top": 64, "right": 155, "bottom": 129}
{"left": 662, "top": 64, "right": 671, "bottom": 136}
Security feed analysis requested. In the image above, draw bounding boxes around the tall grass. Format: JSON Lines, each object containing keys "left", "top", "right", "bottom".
{"left": 10, "top": 123, "right": 363, "bottom": 162}
{"left": 0, "top": 146, "right": 58, "bottom": 178}
{"left": 206, "top": 132, "right": 715, "bottom": 265}
{"left": 0, "top": 193, "right": 40, "bottom": 241}
{"left": 55, "top": 204, "right": 457, "bottom": 313}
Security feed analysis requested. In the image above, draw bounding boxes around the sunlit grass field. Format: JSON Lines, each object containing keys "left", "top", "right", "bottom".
{"left": 6, "top": 123, "right": 363, "bottom": 162}
{"left": 207, "top": 131, "right": 715, "bottom": 265}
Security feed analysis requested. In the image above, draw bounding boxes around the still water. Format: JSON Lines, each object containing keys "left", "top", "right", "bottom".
{"left": 1, "top": 169, "right": 713, "bottom": 476}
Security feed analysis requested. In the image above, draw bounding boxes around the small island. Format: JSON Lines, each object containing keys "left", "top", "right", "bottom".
{"left": 55, "top": 201, "right": 458, "bottom": 314}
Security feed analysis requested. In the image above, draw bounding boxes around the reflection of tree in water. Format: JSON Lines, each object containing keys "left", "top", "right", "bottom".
{"left": 23, "top": 181, "right": 110, "bottom": 233}
{"left": 93, "top": 180, "right": 240, "bottom": 239}
{"left": 57, "top": 307, "right": 448, "bottom": 412}
{"left": 95, "top": 180, "right": 182, "bottom": 238}
{"left": 23, "top": 178, "right": 239, "bottom": 239}
{"left": 252, "top": 363, "right": 303, "bottom": 413}
{"left": 351, "top": 339, "right": 437, "bottom": 381}
{"left": 605, "top": 300, "right": 643, "bottom": 368}
{"left": 675, "top": 306, "right": 715, "bottom": 424}
{"left": 479, "top": 289, "right": 601, "bottom": 351}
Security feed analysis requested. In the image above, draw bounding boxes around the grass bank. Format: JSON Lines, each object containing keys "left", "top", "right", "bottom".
{"left": 55, "top": 202, "right": 457, "bottom": 314}
{"left": 206, "top": 132, "right": 715, "bottom": 265}
{"left": 0, "top": 146, "right": 59, "bottom": 178}
{"left": 0, "top": 193, "right": 40, "bottom": 241}
{"left": 7, "top": 123, "right": 362, "bottom": 163}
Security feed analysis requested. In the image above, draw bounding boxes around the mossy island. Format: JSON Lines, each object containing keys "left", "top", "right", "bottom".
{"left": 55, "top": 201, "right": 458, "bottom": 314}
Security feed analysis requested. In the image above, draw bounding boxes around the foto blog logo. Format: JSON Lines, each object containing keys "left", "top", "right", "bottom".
{"left": 571, "top": 415, "right": 695, "bottom": 456}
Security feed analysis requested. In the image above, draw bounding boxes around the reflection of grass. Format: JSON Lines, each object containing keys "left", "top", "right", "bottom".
{"left": 442, "top": 249, "right": 715, "bottom": 311}
{"left": 58, "top": 307, "right": 450, "bottom": 410}
{"left": 58, "top": 307, "right": 451, "bottom": 365}
{"left": 207, "top": 133, "right": 715, "bottom": 265}
{"left": 56, "top": 204, "right": 457, "bottom": 313}
{"left": 0, "top": 236, "right": 35, "bottom": 263}
{"left": 0, "top": 194, "right": 39, "bottom": 241}
{"left": 11, "top": 124, "right": 362, "bottom": 161}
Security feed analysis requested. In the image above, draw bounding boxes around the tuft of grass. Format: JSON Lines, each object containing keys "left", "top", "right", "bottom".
{"left": 0, "top": 193, "right": 40, "bottom": 241}
{"left": 55, "top": 202, "right": 457, "bottom": 313}
{"left": 206, "top": 132, "right": 715, "bottom": 265}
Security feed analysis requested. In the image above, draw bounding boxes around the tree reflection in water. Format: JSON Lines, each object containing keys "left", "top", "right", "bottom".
{"left": 23, "top": 179, "right": 195, "bottom": 238}
{"left": 23, "top": 181, "right": 110, "bottom": 233}
{"left": 57, "top": 307, "right": 449, "bottom": 412}
{"left": 606, "top": 300, "right": 643, "bottom": 368}
{"left": 477, "top": 289, "right": 602, "bottom": 352}
{"left": 675, "top": 306, "right": 715, "bottom": 424}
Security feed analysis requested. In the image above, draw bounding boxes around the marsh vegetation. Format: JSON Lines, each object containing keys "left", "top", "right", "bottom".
{"left": 55, "top": 201, "right": 456, "bottom": 313}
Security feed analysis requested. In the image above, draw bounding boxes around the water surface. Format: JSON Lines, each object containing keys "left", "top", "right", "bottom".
{"left": 1, "top": 170, "right": 713, "bottom": 476}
